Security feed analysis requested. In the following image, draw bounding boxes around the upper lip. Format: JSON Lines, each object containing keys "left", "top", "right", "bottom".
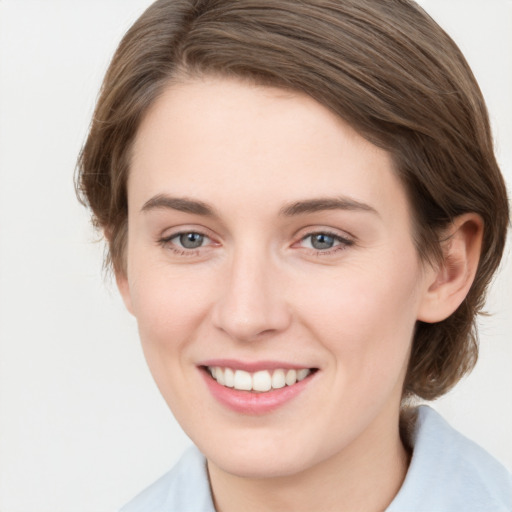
{"left": 198, "top": 359, "right": 316, "bottom": 372}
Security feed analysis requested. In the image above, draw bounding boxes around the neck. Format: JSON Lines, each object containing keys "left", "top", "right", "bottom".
{"left": 207, "top": 409, "right": 410, "bottom": 512}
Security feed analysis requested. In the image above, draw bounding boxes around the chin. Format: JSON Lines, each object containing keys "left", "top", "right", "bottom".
{"left": 197, "top": 431, "right": 323, "bottom": 480}
{"left": 208, "top": 451, "right": 312, "bottom": 480}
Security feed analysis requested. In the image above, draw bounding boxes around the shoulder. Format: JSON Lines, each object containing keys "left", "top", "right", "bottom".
{"left": 119, "top": 445, "right": 215, "bottom": 512}
{"left": 388, "top": 405, "right": 512, "bottom": 512}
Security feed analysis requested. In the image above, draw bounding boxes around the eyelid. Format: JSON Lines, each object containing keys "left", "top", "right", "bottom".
{"left": 292, "top": 227, "right": 356, "bottom": 254}
{"left": 157, "top": 225, "right": 220, "bottom": 252}
{"left": 156, "top": 225, "right": 355, "bottom": 256}
{"left": 158, "top": 224, "right": 217, "bottom": 240}
{"left": 294, "top": 225, "right": 355, "bottom": 243}
{"left": 169, "top": 231, "right": 211, "bottom": 248}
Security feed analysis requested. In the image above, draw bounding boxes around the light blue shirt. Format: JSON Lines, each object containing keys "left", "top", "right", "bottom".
{"left": 120, "top": 406, "right": 512, "bottom": 512}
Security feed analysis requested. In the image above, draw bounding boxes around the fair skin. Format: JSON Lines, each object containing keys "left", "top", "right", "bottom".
{"left": 117, "top": 76, "right": 482, "bottom": 512}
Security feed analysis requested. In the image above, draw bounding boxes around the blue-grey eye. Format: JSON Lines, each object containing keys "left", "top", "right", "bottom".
{"left": 179, "top": 232, "right": 205, "bottom": 249}
{"left": 310, "top": 233, "right": 336, "bottom": 250}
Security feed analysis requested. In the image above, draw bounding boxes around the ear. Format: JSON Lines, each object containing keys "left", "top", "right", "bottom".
{"left": 417, "top": 213, "right": 484, "bottom": 323}
{"left": 115, "top": 270, "right": 135, "bottom": 316}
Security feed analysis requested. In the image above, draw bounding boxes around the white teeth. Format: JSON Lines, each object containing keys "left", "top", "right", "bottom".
{"left": 208, "top": 366, "right": 312, "bottom": 392}
{"left": 271, "top": 369, "right": 286, "bottom": 389}
{"left": 285, "top": 369, "right": 297, "bottom": 386}
{"left": 216, "top": 366, "right": 225, "bottom": 386}
{"left": 224, "top": 367, "right": 235, "bottom": 388}
{"left": 253, "top": 370, "right": 272, "bottom": 392}
{"left": 234, "top": 370, "right": 252, "bottom": 391}
{"left": 297, "top": 368, "right": 310, "bottom": 381}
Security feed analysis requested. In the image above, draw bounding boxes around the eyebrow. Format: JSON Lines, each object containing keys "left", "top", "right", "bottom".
{"left": 141, "top": 194, "right": 378, "bottom": 218}
{"left": 279, "top": 197, "right": 378, "bottom": 217}
{"left": 141, "top": 195, "right": 218, "bottom": 217}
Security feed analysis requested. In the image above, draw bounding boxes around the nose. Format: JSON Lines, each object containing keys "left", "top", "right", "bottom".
{"left": 211, "top": 246, "right": 292, "bottom": 342}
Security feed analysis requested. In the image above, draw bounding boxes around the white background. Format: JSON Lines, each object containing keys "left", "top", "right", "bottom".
{"left": 0, "top": 1, "right": 510, "bottom": 511}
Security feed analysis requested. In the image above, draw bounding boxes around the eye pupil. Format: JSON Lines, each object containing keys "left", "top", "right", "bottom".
{"left": 311, "top": 233, "right": 335, "bottom": 250}
{"left": 179, "top": 232, "right": 204, "bottom": 249}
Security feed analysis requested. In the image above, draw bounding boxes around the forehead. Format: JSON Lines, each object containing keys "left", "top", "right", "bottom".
{"left": 129, "top": 76, "right": 409, "bottom": 223}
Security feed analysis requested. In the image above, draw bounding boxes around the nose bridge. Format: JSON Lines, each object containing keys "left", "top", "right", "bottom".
{"left": 212, "top": 241, "right": 290, "bottom": 341}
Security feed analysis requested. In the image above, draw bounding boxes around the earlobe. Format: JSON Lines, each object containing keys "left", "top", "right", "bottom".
{"left": 115, "top": 271, "right": 135, "bottom": 316}
{"left": 417, "top": 213, "right": 484, "bottom": 323}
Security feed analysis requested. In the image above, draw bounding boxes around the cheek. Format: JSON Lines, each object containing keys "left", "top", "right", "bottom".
{"left": 127, "top": 268, "right": 215, "bottom": 420}
{"left": 126, "top": 255, "right": 216, "bottom": 373}
{"left": 295, "top": 253, "right": 421, "bottom": 376}
{"left": 132, "top": 278, "right": 208, "bottom": 343}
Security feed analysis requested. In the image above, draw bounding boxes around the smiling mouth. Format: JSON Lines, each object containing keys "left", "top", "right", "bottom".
{"left": 204, "top": 366, "right": 317, "bottom": 393}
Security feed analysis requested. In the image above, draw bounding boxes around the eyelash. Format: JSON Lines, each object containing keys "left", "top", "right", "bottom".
{"left": 157, "top": 230, "right": 354, "bottom": 257}
{"left": 298, "top": 231, "right": 354, "bottom": 256}
{"left": 158, "top": 231, "right": 213, "bottom": 257}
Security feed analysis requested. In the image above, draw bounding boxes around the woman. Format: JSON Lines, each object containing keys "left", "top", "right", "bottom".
{"left": 76, "top": 0, "right": 511, "bottom": 510}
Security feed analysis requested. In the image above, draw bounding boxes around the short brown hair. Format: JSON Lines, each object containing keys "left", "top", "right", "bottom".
{"left": 76, "top": 0, "right": 509, "bottom": 400}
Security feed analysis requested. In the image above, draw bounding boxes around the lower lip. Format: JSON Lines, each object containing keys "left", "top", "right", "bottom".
{"left": 200, "top": 368, "right": 315, "bottom": 415}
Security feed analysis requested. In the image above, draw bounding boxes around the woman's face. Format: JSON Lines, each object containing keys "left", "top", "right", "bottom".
{"left": 119, "top": 77, "right": 434, "bottom": 478}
